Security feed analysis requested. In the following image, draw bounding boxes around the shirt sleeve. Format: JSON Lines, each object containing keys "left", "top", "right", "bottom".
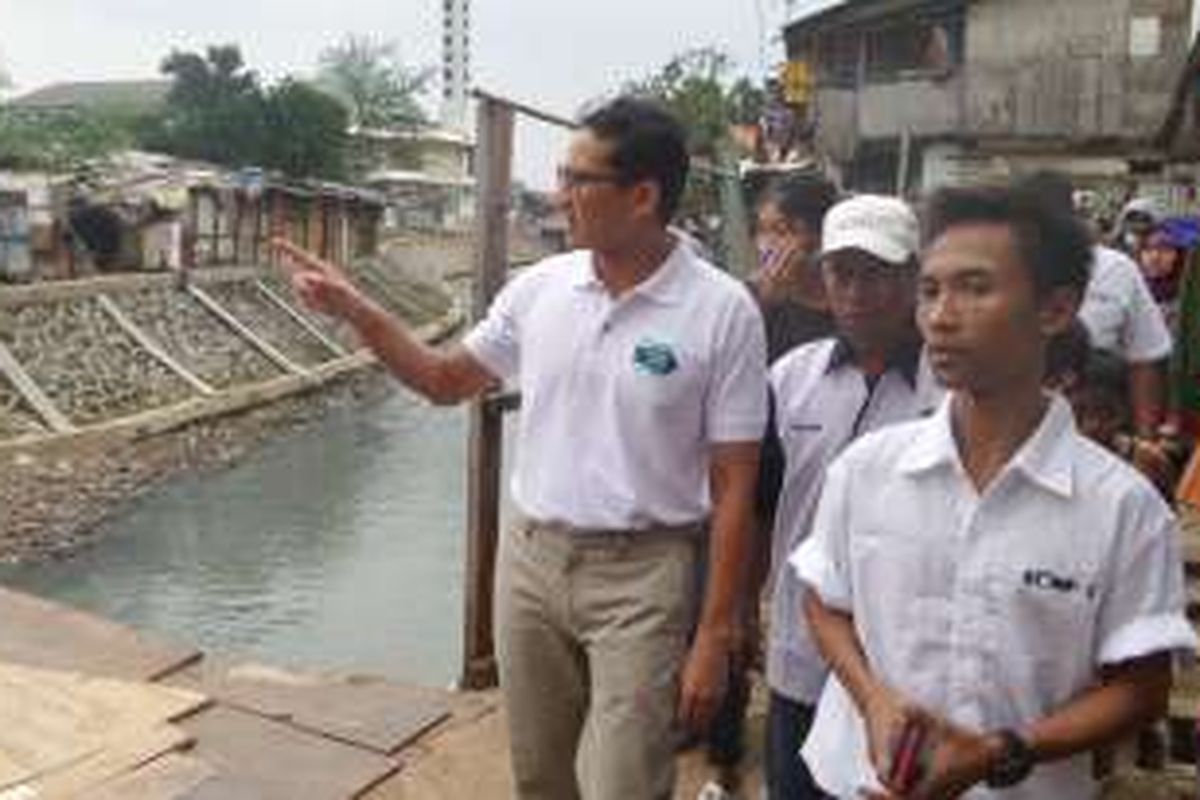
{"left": 461, "top": 272, "right": 530, "bottom": 383}
{"left": 790, "top": 454, "right": 854, "bottom": 612}
{"left": 705, "top": 294, "right": 769, "bottom": 443}
{"left": 1096, "top": 487, "right": 1196, "bottom": 665}
{"left": 1119, "top": 255, "right": 1172, "bottom": 363}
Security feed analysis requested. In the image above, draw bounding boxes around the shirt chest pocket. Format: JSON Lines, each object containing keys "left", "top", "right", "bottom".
{"left": 987, "top": 560, "right": 1102, "bottom": 658}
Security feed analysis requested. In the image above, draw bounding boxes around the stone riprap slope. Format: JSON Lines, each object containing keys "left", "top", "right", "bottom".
{"left": 257, "top": 273, "right": 360, "bottom": 353}
{"left": 205, "top": 282, "right": 338, "bottom": 368}
{"left": 110, "top": 287, "right": 284, "bottom": 389}
{"left": 0, "top": 377, "right": 44, "bottom": 438}
{"left": 4, "top": 298, "right": 194, "bottom": 425}
{"left": 0, "top": 239, "right": 461, "bottom": 446}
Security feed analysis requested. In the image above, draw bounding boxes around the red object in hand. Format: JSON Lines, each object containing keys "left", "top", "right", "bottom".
{"left": 888, "top": 718, "right": 928, "bottom": 792}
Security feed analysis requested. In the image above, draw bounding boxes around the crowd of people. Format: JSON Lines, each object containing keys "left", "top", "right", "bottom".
{"left": 273, "top": 97, "right": 1200, "bottom": 800}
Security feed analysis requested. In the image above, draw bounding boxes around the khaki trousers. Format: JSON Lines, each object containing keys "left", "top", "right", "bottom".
{"left": 496, "top": 516, "right": 703, "bottom": 800}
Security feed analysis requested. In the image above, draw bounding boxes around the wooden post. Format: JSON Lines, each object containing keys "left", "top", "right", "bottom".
{"left": 460, "top": 96, "right": 514, "bottom": 691}
{"left": 896, "top": 129, "right": 912, "bottom": 198}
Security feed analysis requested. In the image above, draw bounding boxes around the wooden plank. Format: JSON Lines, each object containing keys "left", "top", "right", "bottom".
{"left": 85, "top": 753, "right": 216, "bottom": 800}
{"left": 17, "top": 725, "right": 193, "bottom": 799}
{"left": 0, "top": 587, "right": 200, "bottom": 681}
{"left": 253, "top": 280, "right": 347, "bottom": 357}
{"left": 186, "top": 285, "right": 307, "bottom": 377}
{"left": 165, "top": 661, "right": 451, "bottom": 755}
{"left": 461, "top": 95, "right": 514, "bottom": 691}
{"left": 95, "top": 293, "right": 216, "bottom": 397}
{"left": 0, "top": 663, "right": 203, "bottom": 794}
{"left": 178, "top": 705, "right": 400, "bottom": 800}
{"left": 0, "top": 341, "right": 74, "bottom": 433}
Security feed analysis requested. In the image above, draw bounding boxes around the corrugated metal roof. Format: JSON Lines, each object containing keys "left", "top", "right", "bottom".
{"left": 784, "top": 0, "right": 852, "bottom": 26}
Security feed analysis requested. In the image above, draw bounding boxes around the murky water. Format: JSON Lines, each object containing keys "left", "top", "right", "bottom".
{"left": 0, "top": 390, "right": 496, "bottom": 688}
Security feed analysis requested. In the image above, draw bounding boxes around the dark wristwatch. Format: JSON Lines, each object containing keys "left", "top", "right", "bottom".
{"left": 985, "top": 729, "right": 1035, "bottom": 789}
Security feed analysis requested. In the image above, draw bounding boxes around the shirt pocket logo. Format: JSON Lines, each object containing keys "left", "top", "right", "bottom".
{"left": 633, "top": 339, "right": 679, "bottom": 376}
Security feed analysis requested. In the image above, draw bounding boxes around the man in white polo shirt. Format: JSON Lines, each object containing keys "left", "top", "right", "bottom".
{"left": 1020, "top": 173, "right": 1171, "bottom": 436}
{"left": 761, "top": 195, "right": 942, "bottom": 799}
{"left": 793, "top": 183, "right": 1195, "bottom": 799}
{"left": 274, "top": 97, "right": 767, "bottom": 800}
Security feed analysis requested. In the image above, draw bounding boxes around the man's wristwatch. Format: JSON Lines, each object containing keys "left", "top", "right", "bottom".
{"left": 984, "top": 729, "right": 1036, "bottom": 789}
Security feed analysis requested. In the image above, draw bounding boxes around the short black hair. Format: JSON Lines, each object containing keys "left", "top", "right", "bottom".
{"left": 760, "top": 173, "right": 839, "bottom": 233}
{"left": 582, "top": 97, "right": 690, "bottom": 223}
{"left": 924, "top": 183, "right": 1093, "bottom": 297}
{"left": 1045, "top": 318, "right": 1092, "bottom": 384}
{"left": 1016, "top": 171, "right": 1075, "bottom": 217}
{"left": 1080, "top": 347, "right": 1131, "bottom": 412}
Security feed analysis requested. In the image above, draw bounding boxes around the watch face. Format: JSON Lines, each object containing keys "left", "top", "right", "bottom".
{"left": 987, "top": 731, "right": 1034, "bottom": 789}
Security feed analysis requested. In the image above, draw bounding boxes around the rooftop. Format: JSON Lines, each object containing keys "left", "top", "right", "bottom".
{"left": 9, "top": 80, "right": 172, "bottom": 114}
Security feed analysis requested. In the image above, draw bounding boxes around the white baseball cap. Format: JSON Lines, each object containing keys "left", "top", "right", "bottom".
{"left": 821, "top": 195, "right": 919, "bottom": 266}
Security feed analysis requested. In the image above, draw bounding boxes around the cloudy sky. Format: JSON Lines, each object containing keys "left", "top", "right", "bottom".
{"left": 0, "top": 0, "right": 803, "bottom": 186}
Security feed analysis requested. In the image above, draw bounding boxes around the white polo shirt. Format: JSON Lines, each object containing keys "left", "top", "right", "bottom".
{"left": 766, "top": 338, "right": 943, "bottom": 703}
{"left": 791, "top": 394, "right": 1195, "bottom": 799}
{"left": 463, "top": 241, "right": 768, "bottom": 530}
{"left": 1078, "top": 246, "right": 1171, "bottom": 363}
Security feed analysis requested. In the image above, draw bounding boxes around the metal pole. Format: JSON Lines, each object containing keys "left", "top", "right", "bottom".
{"left": 460, "top": 95, "right": 514, "bottom": 690}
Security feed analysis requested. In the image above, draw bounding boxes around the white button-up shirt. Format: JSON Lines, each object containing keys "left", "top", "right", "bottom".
{"left": 1078, "top": 245, "right": 1171, "bottom": 363}
{"left": 791, "top": 394, "right": 1196, "bottom": 799}
{"left": 767, "top": 338, "right": 943, "bottom": 703}
{"left": 463, "top": 242, "right": 768, "bottom": 530}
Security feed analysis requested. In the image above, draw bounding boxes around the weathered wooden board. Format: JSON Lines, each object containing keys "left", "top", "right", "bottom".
{"left": 167, "top": 662, "right": 451, "bottom": 755}
{"left": 20, "top": 725, "right": 193, "bottom": 799}
{"left": 0, "top": 587, "right": 200, "bottom": 680}
{"left": 0, "top": 663, "right": 205, "bottom": 793}
{"left": 179, "top": 705, "right": 400, "bottom": 799}
{"left": 85, "top": 753, "right": 216, "bottom": 800}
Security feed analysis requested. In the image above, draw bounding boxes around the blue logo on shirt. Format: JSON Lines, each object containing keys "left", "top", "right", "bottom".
{"left": 633, "top": 339, "right": 679, "bottom": 376}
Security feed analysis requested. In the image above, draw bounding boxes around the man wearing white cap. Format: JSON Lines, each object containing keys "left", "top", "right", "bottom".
{"left": 761, "top": 195, "right": 943, "bottom": 798}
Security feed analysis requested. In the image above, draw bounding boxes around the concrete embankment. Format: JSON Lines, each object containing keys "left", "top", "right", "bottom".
{"left": 0, "top": 237, "right": 467, "bottom": 562}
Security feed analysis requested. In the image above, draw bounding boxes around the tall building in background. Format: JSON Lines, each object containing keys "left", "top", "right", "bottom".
{"left": 440, "top": 0, "right": 470, "bottom": 131}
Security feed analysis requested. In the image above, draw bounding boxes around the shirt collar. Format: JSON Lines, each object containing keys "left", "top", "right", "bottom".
{"left": 571, "top": 237, "right": 690, "bottom": 305}
{"left": 898, "top": 393, "right": 1078, "bottom": 498}
{"left": 826, "top": 334, "right": 923, "bottom": 388}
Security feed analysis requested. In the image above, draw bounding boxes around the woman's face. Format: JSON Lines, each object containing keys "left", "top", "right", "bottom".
{"left": 755, "top": 201, "right": 818, "bottom": 265}
{"left": 1140, "top": 236, "right": 1181, "bottom": 280}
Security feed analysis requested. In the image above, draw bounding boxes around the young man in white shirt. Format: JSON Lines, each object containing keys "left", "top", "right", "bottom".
{"left": 793, "top": 184, "right": 1196, "bottom": 799}
{"left": 761, "top": 195, "right": 942, "bottom": 799}
{"left": 274, "top": 97, "right": 767, "bottom": 800}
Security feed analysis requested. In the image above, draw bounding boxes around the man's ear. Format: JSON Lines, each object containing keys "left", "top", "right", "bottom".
{"left": 630, "top": 180, "right": 663, "bottom": 223}
{"left": 1038, "top": 286, "right": 1082, "bottom": 337}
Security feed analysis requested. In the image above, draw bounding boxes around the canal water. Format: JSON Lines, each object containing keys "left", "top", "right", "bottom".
{"left": 0, "top": 390, "right": 503, "bottom": 689}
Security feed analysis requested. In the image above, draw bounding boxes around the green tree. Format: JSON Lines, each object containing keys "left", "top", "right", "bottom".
{"left": 316, "top": 35, "right": 430, "bottom": 130}
{"left": 625, "top": 47, "right": 764, "bottom": 159}
{"left": 0, "top": 107, "right": 131, "bottom": 171}
{"left": 149, "top": 44, "right": 268, "bottom": 166}
{"left": 261, "top": 79, "right": 349, "bottom": 179}
{"left": 145, "top": 44, "right": 349, "bottom": 180}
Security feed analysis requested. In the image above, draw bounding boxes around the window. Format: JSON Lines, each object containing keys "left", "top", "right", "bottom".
{"left": 864, "top": 13, "right": 964, "bottom": 81}
{"left": 817, "top": 30, "right": 861, "bottom": 87}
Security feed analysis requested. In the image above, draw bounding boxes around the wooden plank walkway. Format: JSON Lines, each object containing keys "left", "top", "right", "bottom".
{"left": 166, "top": 660, "right": 451, "bottom": 755}
{"left": 0, "top": 587, "right": 199, "bottom": 681}
{"left": 0, "top": 587, "right": 456, "bottom": 798}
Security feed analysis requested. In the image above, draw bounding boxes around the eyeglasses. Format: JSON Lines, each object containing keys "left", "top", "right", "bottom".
{"left": 556, "top": 165, "right": 625, "bottom": 190}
